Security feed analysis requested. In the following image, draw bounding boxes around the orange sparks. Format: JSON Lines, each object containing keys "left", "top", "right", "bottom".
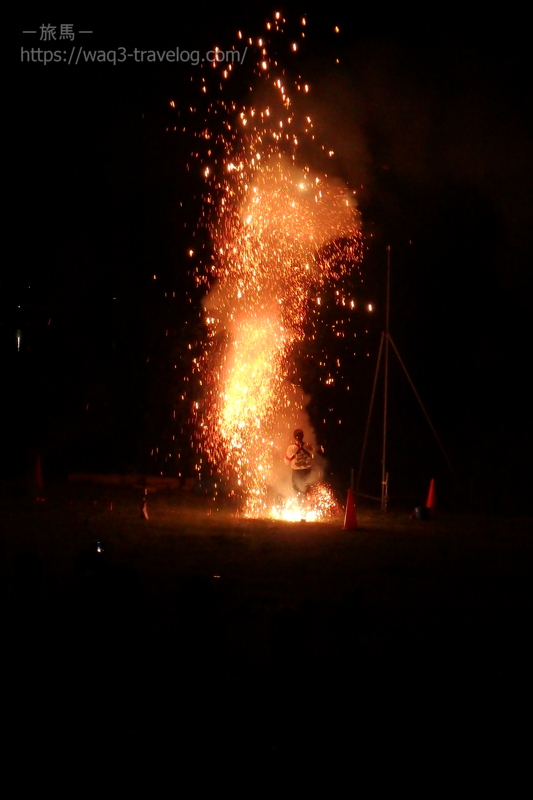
{"left": 188, "top": 12, "right": 364, "bottom": 520}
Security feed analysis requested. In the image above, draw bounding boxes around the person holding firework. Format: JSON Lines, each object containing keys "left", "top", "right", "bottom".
{"left": 285, "top": 428, "right": 317, "bottom": 495}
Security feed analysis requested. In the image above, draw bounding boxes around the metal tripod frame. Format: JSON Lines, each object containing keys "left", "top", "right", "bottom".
{"left": 356, "top": 246, "right": 456, "bottom": 511}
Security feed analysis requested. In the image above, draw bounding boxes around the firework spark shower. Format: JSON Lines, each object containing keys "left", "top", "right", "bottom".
{"left": 191, "top": 13, "right": 363, "bottom": 519}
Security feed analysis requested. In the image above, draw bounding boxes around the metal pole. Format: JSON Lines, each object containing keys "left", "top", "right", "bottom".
{"left": 356, "top": 331, "right": 384, "bottom": 497}
{"left": 381, "top": 246, "right": 391, "bottom": 512}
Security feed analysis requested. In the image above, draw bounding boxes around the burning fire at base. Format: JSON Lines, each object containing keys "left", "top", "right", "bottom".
{"left": 270, "top": 482, "right": 342, "bottom": 522}
{"left": 185, "top": 13, "right": 364, "bottom": 521}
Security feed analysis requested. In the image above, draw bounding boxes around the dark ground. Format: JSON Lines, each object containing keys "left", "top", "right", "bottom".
{"left": 2, "top": 481, "right": 532, "bottom": 797}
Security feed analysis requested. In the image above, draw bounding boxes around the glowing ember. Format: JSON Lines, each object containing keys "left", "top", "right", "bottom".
{"left": 190, "top": 13, "right": 363, "bottom": 520}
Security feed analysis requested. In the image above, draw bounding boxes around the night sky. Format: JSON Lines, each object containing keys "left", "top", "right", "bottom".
{"left": 10, "top": 5, "right": 533, "bottom": 512}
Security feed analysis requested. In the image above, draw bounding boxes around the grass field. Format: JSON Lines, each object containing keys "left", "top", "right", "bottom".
{"left": 2, "top": 481, "right": 532, "bottom": 796}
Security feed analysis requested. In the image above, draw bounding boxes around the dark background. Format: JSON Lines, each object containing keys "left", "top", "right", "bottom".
{"left": 9, "top": 4, "right": 533, "bottom": 512}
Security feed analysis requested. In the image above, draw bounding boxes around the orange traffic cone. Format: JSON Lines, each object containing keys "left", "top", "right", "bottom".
{"left": 426, "top": 478, "right": 436, "bottom": 518}
{"left": 343, "top": 487, "right": 358, "bottom": 530}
